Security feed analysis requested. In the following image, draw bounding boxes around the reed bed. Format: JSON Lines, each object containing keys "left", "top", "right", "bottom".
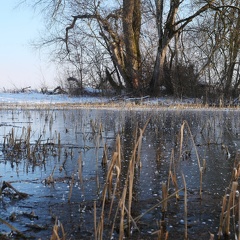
{"left": 217, "top": 150, "right": 240, "bottom": 239}
{"left": 2, "top": 109, "right": 240, "bottom": 239}
{"left": 94, "top": 117, "right": 200, "bottom": 239}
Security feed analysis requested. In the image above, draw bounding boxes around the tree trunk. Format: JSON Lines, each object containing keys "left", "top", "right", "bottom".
{"left": 149, "top": 0, "right": 180, "bottom": 95}
{"left": 122, "top": 0, "right": 142, "bottom": 92}
{"left": 150, "top": 45, "right": 168, "bottom": 95}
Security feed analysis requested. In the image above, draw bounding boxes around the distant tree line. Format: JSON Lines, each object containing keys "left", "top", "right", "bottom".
{"left": 23, "top": 0, "right": 240, "bottom": 101}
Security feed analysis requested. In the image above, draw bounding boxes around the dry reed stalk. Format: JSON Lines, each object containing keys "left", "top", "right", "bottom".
{"left": 167, "top": 149, "right": 179, "bottom": 200}
{"left": 107, "top": 152, "right": 118, "bottom": 200}
{"left": 20, "top": 126, "right": 26, "bottom": 142}
{"left": 169, "top": 171, "right": 180, "bottom": 200}
{"left": 58, "top": 132, "right": 61, "bottom": 148}
{"left": 162, "top": 182, "right": 168, "bottom": 213}
{"left": 209, "top": 232, "right": 214, "bottom": 240}
{"left": 99, "top": 122, "right": 103, "bottom": 136}
{"left": 133, "top": 123, "right": 138, "bottom": 145}
{"left": 119, "top": 186, "right": 127, "bottom": 239}
{"left": 167, "top": 149, "right": 174, "bottom": 189}
{"left": 109, "top": 126, "right": 145, "bottom": 238}
{"left": 68, "top": 173, "right": 74, "bottom": 203}
{"left": 159, "top": 226, "right": 163, "bottom": 240}
{"left": 224, "top": 181, "right": 238, "bottom": 235}
{"left": 156, "top": 146, "right": 161, "bottom": 162}
{"left": 128, "top": 154, "right": 135, "bottom": 235}
{"left": 123, "top": 205, "right": 139, "bottom": 231}
{"left": 116, "top": 134, "right": 121, "bottom": 170}
{"left": 60, "top": 223, "right": 65, "bottom": 240}
{"left": 182, "top": 173, "right": 188, "bottom": 240}
{"left": 165, "top": 231, "right": 169, "bottom": 240}
{"left": 232, "top": 181, "right": 238, "bottom": 238}
{"left": 151, "top": 221, "right": 162, "bottom": 239}
{"left": 94, "top": 201, "right": 97, "bottom": 240}
{"left": 10, "top": 128, "right": 15, "bottom": 146}
{"left": 200, "top": 167, "right": 203, "bottom": 199}
{"left": 109, "top": 165, "right": 120, "bottom": 219}
{"left": 96, "top": 152, "right": 118, "bottom": 238}
{"left": 77, "top": 153, "right": 84, "bottom": 194}
{"left": 218, "top": 194, "right": 227, "bottom": 238}
{"left": 202, "top": 159, "right": 206, "bottom": 172}
{"left": 134, "top": 188, "right": 184, "bottom": 223}
{"left": 136, "top": 128, "right": 143, "bottom": 167}
{"left": 50, "top": 221, "right": 65, "bottom": 240}
{"left": 26, "top": 126, "right": 31, "bottom": 145}
{"left": 239, "top": 196, "right": 240, "bottom": 240}
{"left": 50, "top": 220, "right": 61, "bottom": 240}
{"left": 0, "top": 217, "right": 26, "bottom": 238}
{"left": 179, "top": 121, "right": 201, "bottom": 170}
{"left": 108, "top": 170, "right": 113, "bottom": 200}
{"left": 102, "top": 143, "right": 108, "bottom": 165}
{"left": 126, "top": 123, "right": 149, "bottom": 234}
{"left": 96, "top": 215, "right": 104, "bottom": 240}
{"left": 90, "top": 119, "right": 96, "bottom": 133}
{"left": 100, "top": 118, "right": 150, "bottom": 239}
{"left": 179, "top": 120, "right": 204, "bottom": 198}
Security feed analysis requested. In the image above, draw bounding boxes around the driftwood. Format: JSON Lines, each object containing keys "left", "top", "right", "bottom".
{"left": 1, "top": 181, "right": 28, "bottom": 199}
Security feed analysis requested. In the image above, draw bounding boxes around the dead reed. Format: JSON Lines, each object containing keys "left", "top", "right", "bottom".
{"left": 95, "top": 117, "right": 150, "bottom": 239}
{"left": 218, "top": 152, "right": 240, "bottom": 238}
{"left": 50, "top": 219, "right": 66, "bottom": 240}
{"left": 68, "top": 173, "right": 75, "bottom": 203}
{"left": 179, "top": 120, "right": 204, "bottom": 198}
{"left": 182, "top": 173, "right": 188, "bottom": 240}
{"left": 168, "top": 149, "right": 180, "bottom": 200}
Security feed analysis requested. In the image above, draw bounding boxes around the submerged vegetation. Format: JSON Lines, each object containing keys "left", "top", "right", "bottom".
{"left": 0, "top": 108, "right": 240, "bottom": 239}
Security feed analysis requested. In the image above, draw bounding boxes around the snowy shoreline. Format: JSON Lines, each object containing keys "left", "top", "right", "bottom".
{"left": 0, "top": 92, "right": 238, "bottom": 111}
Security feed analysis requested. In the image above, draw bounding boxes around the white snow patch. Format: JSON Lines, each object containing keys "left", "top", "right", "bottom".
{"left": 0, "top": 92, "right": 108, "bottom": 104}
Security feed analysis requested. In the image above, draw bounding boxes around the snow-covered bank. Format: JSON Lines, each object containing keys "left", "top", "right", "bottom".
{"left": 0, "top": 92, "right": 109, "bottom": 104}
{"left": 0, "top": 92, "right": 201, "bottom": 106}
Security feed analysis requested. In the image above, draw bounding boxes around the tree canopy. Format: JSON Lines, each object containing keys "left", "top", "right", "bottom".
{"left": 22, "top": 0, "right": 240, "bottom": 100}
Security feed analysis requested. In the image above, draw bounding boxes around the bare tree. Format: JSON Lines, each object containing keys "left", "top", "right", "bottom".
{"left": 149, "top": 0, "right": 217, "bottom": 95}
{"left": 21, "top": 0, "right": 240, "bottom": 98}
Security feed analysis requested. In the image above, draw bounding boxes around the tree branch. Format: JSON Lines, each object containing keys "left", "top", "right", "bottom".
{"left": 65, "top": 14, "right": 98, "bottom": 52}
{"left": 65, "top": 11, "right": 122, "bottom": 53}
{"left": 175, "top": 1, "right": 215, "bottom": 33}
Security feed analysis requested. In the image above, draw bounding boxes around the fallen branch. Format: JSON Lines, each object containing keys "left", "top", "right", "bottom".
{"left": 1, "top": 181, "right": 28, "bottom": 199}
{"left": 0, "top": 217, "right": 27, "bottom": 239}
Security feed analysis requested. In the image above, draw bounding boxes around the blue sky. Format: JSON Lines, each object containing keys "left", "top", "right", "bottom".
{"left": 0, "top": 2, "right": 56, "bottom": 91}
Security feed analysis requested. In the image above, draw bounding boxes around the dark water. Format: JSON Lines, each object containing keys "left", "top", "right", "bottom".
{"left": 0, "top": 108, "right": 240, "bottom": 239}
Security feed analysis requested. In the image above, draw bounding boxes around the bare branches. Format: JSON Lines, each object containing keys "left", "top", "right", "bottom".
{"left": 65, "top": 14, "right": 98, "bottom": 52}
{"left": 175, "top": 0, "right": 215, "bottom": 33}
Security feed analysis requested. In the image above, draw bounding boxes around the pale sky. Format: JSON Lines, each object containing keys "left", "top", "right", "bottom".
{"left": 0, "top": 2, "right": 56, "bottom": 91}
